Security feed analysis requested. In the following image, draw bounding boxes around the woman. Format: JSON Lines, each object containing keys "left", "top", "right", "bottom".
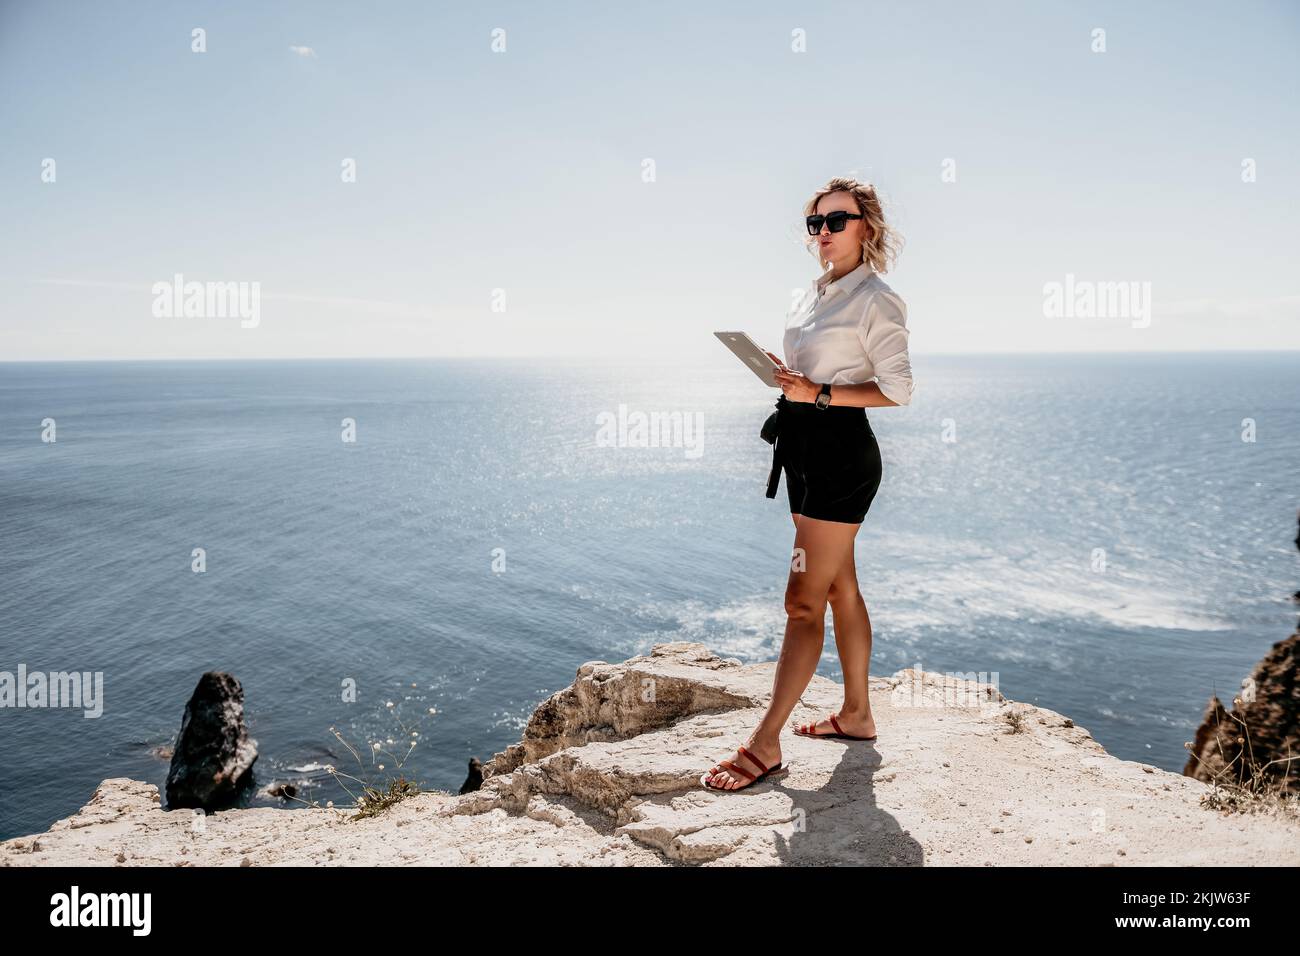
{"left": 701, "top": 177, "right": 914, "bottom": 792}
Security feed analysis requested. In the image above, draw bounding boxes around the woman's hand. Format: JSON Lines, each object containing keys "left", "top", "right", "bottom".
{"left": 765, "top": 350, "right": 820, "bottom": 403}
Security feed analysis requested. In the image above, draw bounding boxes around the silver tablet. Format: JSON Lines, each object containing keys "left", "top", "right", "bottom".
{"left": 714, "top": 331, "right": 783, "bottom": 387}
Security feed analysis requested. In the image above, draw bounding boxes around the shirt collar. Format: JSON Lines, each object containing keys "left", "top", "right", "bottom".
{"left": 815, "top": 261, "right": 875, "bottom": 301}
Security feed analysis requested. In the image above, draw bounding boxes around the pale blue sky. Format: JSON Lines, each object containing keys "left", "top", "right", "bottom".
{"left": 1, "top": 0, "right": 1297, "bottom": 360}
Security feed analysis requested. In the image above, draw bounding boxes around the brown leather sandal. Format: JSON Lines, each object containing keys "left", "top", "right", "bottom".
{"left": 699, "top": 744, "right": 787, "bottom": 791}
{"left": 793, "top": 713, "right": 878, "bottom": 741}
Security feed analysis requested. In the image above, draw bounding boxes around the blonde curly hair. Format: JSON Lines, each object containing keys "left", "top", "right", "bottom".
{"left": 802, "top": 176, "right": 904, "bottom": 274}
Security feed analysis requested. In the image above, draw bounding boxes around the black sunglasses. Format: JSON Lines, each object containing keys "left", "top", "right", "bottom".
{"left": 806, "top": 211, "right": 863, "bottom": 235}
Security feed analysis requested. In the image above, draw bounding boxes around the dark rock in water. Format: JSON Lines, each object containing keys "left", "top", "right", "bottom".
{"left": 459, "top": 757, "right": 483, "bottom": 794}
{"left": 268, "top": 783, "right": 297, "bottom": 799}
{"left": 1184, "top": 511, "right": 1300, "bottom": 795}
{"left": 165, "top": 672, "right": 258, "bottom": 810}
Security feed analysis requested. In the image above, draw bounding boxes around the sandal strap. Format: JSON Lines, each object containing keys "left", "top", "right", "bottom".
{"left": 716, "top": 759, "right": 756, "bottom": 782}
{"left": 829, "top": 714, "right": 845, "bottom": 736}
{"left": 736, "top": 745, "right": 769, "bottom": 775}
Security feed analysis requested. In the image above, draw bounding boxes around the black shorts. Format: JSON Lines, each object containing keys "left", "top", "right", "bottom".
{"left": 772, "top": 396, "right": 883, "bottom": 524}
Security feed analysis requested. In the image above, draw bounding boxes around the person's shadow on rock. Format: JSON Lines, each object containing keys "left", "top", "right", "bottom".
{"left": 770, "top": 743, "right": 924, "bottom": 866}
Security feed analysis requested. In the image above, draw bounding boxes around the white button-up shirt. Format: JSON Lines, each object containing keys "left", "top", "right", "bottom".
{"left": 782, "top": 262, "right": 915, "bottom": 406}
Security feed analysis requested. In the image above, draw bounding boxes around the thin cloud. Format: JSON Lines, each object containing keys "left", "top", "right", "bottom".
{"left": 1158, "top": 294, "right": 1300, "bottom": 322}
{"left": 288, "top": 45, "right": 317, "bottom": 58}
{"left": 5, "top": 277, "right": 433, "bottom": 319}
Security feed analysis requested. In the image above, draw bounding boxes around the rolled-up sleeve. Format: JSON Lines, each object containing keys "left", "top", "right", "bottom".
{"left": 856, "top": 289, "right": 914, "bottom": 406}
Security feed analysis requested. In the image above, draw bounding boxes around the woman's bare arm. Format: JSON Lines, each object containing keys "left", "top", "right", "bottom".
{"left": 817, "top": 381, "right": 899, "bottom": 408}
{"left": 765, "top": 350, "right": 899, "bottom": 407}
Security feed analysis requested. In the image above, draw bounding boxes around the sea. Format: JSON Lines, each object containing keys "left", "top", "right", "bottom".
{"left": 0, "top": 352, "right": 1296, "bottom": 841}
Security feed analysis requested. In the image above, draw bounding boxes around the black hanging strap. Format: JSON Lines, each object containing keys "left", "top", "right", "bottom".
{"left": 762, "top": 395, "right": 786, "bottom": 498}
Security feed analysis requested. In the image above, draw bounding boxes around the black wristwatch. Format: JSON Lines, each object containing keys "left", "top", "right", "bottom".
{"left": 814, "top": 382, "right": 832, "bottom": 410}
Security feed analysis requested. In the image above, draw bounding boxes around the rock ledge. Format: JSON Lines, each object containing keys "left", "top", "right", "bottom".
{"left": 5, "top": 642, "right": 1298, "bottom": 866}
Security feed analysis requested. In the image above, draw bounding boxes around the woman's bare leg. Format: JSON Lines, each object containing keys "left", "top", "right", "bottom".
{"left": 703, "top": 512, "right": 861, "bottom": 789}
{"left": 795, "top": 545, "right": 877, "bottom": 738}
